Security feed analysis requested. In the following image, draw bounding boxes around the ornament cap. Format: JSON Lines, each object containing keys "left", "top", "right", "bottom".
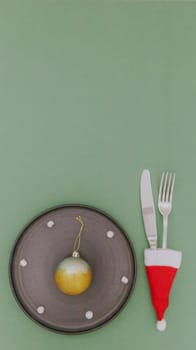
{"left": 72, "top": 251, "right": 80, "bottom": 258}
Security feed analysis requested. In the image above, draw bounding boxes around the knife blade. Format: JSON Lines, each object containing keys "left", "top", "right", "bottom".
{"left": 140, "top": 169, "right": 157, "bottom": 249}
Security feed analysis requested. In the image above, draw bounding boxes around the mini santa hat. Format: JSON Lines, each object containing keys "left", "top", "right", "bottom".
{"left": 144, "top": 248, "right": 182, "bottom": 331}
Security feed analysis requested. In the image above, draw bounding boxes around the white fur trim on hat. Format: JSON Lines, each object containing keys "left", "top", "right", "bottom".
{"left": 157, "top": 319, "right": 167, "bottom": 332}
{"left": 144, "top": 249, "right": 182, "bottom": 268}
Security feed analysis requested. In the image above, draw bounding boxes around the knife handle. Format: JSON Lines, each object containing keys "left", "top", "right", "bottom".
{"left": 148, "top": 239, "right": 157, "bottom": 250}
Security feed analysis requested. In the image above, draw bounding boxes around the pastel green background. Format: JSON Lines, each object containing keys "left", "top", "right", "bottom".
{"left": 0, "top": 1, "right": 195, "bottom": 349}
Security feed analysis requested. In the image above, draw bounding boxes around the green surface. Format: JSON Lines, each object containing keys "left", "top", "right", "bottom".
{"left": 0, "top": 1, "right": 195, "bottom": 349}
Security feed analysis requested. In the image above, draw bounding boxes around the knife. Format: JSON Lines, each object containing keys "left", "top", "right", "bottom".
{"left": 140, "top": 169, "right": 157, "bottom": 249}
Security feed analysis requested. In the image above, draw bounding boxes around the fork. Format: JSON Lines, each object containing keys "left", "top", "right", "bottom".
{"left": 158, "top": 172, "right": 176, "bottom": 249}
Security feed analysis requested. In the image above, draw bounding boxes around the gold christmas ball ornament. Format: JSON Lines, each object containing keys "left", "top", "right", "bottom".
{"left": 54, "top": 216, "right": 93, "bottom": 296}
{"left": 55, "top": 255, "right": 92, "bottom": 295}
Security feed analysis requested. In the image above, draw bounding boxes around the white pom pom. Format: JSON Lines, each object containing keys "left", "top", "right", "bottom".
{"left": 156, "top": 318, "right": 167, "bottom": 332}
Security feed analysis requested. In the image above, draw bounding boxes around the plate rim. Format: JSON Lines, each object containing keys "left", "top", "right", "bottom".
{"left": 9, "top": 203, "right": 137, "bottom": 335}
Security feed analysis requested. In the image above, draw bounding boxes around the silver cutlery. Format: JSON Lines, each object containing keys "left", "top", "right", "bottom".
{"left": 140, "top": 169, "right": 158, "bottom": 249}
{"left": 158, "top": 172, "right": 176, "bottom": 249}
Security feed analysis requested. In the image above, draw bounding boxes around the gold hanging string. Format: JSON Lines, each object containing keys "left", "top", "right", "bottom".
{"left": 72, "top": 216, "right": 85, "bottom": 256}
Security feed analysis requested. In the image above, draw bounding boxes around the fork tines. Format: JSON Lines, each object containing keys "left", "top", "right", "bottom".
{"left": 158, "top": 172, "right": 176, "bottom": 203}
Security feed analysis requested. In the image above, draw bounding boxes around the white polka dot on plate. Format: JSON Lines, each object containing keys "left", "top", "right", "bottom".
{"left": 37, "top": 306, "right": 45, "bottom": 314}
{"left": 19, "top": 259, "right": 28, "bottom": 267}
{"left": 47, "top": 220, "right": 54, "bottom": 228}
{"left": 85, "top": 310, "right": 93, "bottom": 320}
{"left": 106, "top": 230, "right": 114, "bottom": 238}
{"left": 121, "top": 276, "right": 129, "bottom": 284}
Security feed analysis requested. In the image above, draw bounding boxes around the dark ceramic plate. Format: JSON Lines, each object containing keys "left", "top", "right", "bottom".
{"left": 10, "top": 205, "right": 136, "bottom": 333}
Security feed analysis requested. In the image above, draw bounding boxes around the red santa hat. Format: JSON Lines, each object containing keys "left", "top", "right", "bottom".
{"left": 144, "top": 248, "right": 182, "bottom": 331}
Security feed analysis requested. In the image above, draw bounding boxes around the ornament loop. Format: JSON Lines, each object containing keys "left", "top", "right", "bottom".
{"left": 72, "top": 216, "right": 85, "bottom": 255}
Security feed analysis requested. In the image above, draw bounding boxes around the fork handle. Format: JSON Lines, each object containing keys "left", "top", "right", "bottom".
{"left": 162, "top": 217, "right": 168, "bottom": 249}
